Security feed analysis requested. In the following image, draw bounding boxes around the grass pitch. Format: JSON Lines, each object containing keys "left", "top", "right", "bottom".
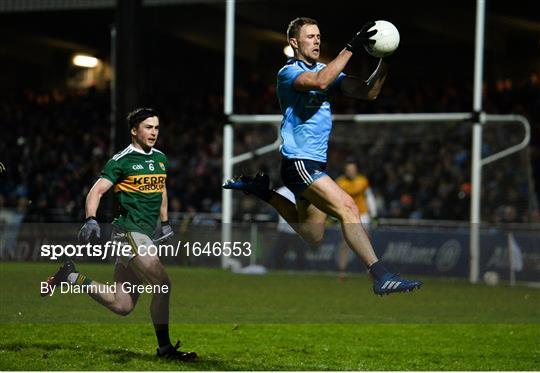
{"left": 0, "top": 262, "right": 538, "bottom": 370}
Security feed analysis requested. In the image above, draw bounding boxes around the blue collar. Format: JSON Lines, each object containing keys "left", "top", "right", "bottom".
{"left": 287, "top": 57, "right": 317, "bottom": 70}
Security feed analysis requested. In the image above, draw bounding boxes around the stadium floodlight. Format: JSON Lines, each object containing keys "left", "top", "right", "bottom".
{"left": 72, "top": 54, "right": 99, "bottom": 68}
{"left": 283, "top": 45, "right": 294, "bottom": 58}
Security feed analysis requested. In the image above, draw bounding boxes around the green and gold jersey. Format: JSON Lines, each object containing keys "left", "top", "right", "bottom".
{"left": 100, "top": 144, "right": 169, "bottom": 236}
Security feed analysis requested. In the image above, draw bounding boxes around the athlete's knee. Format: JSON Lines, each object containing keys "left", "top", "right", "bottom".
{"left": 146, "top": 261, "right": 171, "bottom": 287}
{"left": 111, "top": 302, "right": 135, "bottom": 316}
{"left": 336, "top": 196, "right": 359, "bottom": 222}
{"left": 158, "top": 272, "right": 171, "bottom": 288}
{"left": 299, "top": 225, "right": 325, "bottom": 245}
{"left": 304, "top": 233, "right": 324, "bottom": 246}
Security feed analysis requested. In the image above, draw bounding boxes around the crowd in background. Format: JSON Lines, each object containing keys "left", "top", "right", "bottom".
{"left": 1, "top": 72, "right": 539, "bottom": 224}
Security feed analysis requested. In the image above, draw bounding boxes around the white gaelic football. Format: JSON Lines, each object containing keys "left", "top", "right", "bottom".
{"left": 483, "top": 271, "right": 500, "bottom": 286}
{"left": 364, "top": 20, "right": 400, "bottom": 58}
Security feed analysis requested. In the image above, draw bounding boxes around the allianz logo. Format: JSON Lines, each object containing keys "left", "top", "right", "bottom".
{"left": 306, "top": 243, "right": 334, "bottom": 261}
{"left": 382, "top": 242, "right": 436, "bottom": 265}
{"left": 132, "top": 164, "right": 144, "bottom": 170}
{"left": 381, "top": 239, "right": 461, "bottom": 271}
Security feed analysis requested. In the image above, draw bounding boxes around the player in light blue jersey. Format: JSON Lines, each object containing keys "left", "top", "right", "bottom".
{"left": 277, "top": 57, "right": 344, "bottom": 163}
{"left": 225, "top": 17, "right": 422, "bottom": 295}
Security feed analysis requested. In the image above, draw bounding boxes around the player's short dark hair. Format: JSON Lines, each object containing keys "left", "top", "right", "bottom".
{"left": 127, "top": 107, "right": 159, "bottom": 130}
{"left": 287, "top": 17, "right": 318, "bottom": 40}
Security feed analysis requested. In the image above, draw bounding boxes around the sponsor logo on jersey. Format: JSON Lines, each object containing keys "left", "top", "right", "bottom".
{"left": 159, "top": 162, "right": 165, "bottom": 171}
{"left": 114, "top": 174, "right": 166, "bottom": 193}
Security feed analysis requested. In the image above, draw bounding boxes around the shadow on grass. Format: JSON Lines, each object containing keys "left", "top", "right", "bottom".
{"left": 1, "top": 342, "right": 65, "bottom": 352}
{"left": 0, "top": 342, "right": 255, "bottom": 371}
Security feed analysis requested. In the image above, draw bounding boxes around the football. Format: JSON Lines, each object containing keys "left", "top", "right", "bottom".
{"left": 483, "top": 271, "right": 500, "bottom": 286}
{"left": 364, "top": 20, "right": 400, "bottom": 58}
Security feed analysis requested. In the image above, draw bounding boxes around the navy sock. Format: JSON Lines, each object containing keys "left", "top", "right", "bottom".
{"left": 368, "top": 261, "right": 390, "bottom": 281}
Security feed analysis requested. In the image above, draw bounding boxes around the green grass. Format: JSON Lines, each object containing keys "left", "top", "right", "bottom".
{"left": 0, "top": 262, "right": 539, "bottom": 370}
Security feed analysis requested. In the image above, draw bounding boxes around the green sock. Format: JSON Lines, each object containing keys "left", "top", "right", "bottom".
{"left": 68, "top": 272, "right": 93, "bottom": 286}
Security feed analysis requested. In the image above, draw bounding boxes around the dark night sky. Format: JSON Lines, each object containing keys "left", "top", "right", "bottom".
{"left": 0, "top": 0, "right": 538, "bottom": 90}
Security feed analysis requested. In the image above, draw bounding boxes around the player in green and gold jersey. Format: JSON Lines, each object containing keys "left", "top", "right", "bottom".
{"left": 42, "top": 108, "right": 197, "bottom": 361}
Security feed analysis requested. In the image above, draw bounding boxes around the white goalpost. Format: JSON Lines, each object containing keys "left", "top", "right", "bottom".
{"left": 220, "top": 0, "right": 531, "bottom": 282}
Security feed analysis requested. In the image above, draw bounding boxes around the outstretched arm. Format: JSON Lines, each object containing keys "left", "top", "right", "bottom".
{"left": 341, "top": 59, "right": 388, "bottom": 100}
{"left": 293, "top": 23, "right": 378, "bottom": 92}
{"left": 293, "top": 49, "right": 353, "bottom": 91}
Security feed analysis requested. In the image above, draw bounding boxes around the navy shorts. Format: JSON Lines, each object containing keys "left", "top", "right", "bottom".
{"left": 281, "top": 158, "right": 328, "bottom": 198}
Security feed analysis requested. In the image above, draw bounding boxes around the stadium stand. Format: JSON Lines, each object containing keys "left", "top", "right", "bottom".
{"left": 1, "top": 72, "right": 539, "bottom": 223}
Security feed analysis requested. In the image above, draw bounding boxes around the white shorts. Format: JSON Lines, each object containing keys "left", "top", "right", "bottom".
{"left": 111, "top": 228, "right": 154, "bottom": 267}
{"left": 360, "top": 213, "right": 371, "bottom": 224}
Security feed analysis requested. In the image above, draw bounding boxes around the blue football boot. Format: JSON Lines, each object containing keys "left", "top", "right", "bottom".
{"left": 373, "top": 273, "right": 423, "bottom": 296}
{"left": 222, "top": 172, "right": 272, "bottom": 201}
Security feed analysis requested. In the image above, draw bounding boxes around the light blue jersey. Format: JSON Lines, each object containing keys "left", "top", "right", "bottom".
{"left": 277, "top": 58, "right": 345, "bottom": 162}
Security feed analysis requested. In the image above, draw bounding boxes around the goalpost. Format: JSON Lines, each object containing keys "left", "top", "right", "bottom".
{"left": 220, "top": 0, "right": 531, "bottom": 282}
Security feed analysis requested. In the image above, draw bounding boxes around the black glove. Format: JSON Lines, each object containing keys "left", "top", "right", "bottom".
{"left": 154, "top": 221, "right": 173, "bottom": 243}
{"left": 345, "top": 21, "right": 377, "bottom": 54}
{"left": 78, "top": 217, "right": 100, "bottom": 243}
